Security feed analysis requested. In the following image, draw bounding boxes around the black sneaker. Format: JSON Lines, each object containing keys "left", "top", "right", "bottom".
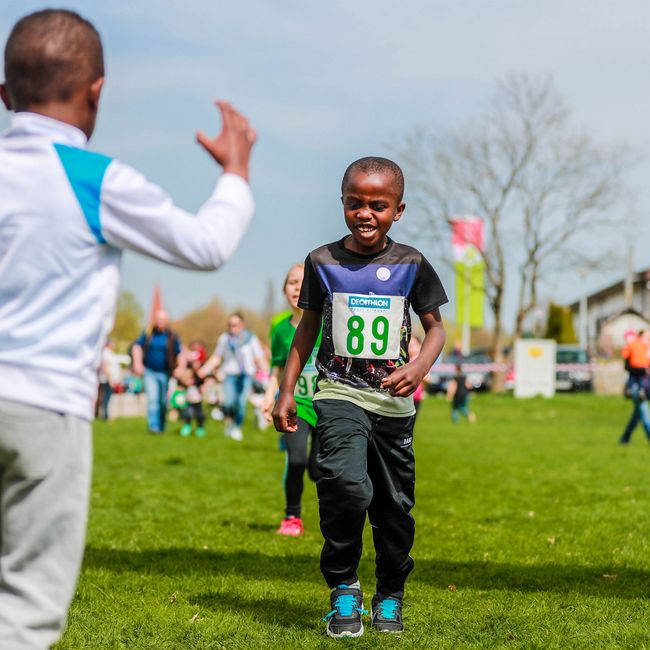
{"left": 323, "top": 584, "right": 367, "bottom": 638}
{"left": 371, "top": 594, "right": 404, "bottom": 633}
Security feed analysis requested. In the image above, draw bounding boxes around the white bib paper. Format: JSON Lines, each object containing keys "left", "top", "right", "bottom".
{"left": 332, "top": 292, "right": 404, "bottom": 360}
{"left": 295, "top": 350, "right": 318, "bottom": 399}
{"left": 295, "top": 369, "right": 318, "bottom": 399}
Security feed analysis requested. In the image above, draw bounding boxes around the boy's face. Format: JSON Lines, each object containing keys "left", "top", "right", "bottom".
{"left": 341, "top": 170, "right": 405, "bottom": 255}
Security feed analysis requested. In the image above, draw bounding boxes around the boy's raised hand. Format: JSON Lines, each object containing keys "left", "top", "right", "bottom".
{"left": 272, "top": 392, "right": 298, "bottom": 433}
{"left": 196, "top": 101, "right": 256, "bottom": 181}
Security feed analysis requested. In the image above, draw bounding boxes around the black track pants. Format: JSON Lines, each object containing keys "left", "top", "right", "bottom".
{"left": 314, "top": 399, "right": 415, "bottom": 599}
{"left": 283, "top": 417, "right": 321, "bottom": 518}
{"left": 181, "top": 403, "right": 204, "bottom": 427}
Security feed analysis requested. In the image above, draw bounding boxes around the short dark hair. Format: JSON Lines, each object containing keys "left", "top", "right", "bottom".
{"left": 4, "top": 9, "right": 104, "bottom": 109}
{"left": 341, "top": 156, "right": 405, "bottom": 202}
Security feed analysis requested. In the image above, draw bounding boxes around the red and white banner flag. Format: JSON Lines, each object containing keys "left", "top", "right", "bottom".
{"left": 451, "top": 217, "right": 485, "bottom": 261}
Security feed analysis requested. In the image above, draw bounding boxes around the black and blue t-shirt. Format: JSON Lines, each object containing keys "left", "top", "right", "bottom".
{"left": 299, "top": 237, "right": 448, "bottom": 416}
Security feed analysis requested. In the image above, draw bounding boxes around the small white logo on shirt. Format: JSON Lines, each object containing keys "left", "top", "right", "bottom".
{"left": 376, "top": 267, "right": 391, "bottom": 281}
{"left": 400, "top": 436, "right": 413, "bottom": 447}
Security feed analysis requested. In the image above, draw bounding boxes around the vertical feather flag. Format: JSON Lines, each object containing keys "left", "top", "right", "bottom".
{"left": 451, "top": 218, "right": 485, "bottom": 328}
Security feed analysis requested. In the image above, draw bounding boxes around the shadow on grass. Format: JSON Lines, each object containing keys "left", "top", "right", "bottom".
{"left": 83, "top": 546, "right": 650, "bottom": 600}
{"left": 245, "top": 522, "right": 276, "bottom": 532}
{"left": 190, "top": 591, "right": 323, "bottom": 631}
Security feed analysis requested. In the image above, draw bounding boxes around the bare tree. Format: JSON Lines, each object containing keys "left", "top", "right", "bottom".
{"left": 397, "top": 73, "right": 635, "bottom": 362}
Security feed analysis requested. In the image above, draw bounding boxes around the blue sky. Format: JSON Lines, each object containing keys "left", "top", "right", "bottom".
{"left": 2, "top": 1, "right": 649, "bottom": 324}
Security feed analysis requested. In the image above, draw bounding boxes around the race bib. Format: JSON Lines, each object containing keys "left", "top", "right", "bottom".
{"left": 332, "top": 292, "right": 404, "bottom": 360}
{"left": 295, "top": 350, "right": 319, "bottom": 399}
{"left": 295, "top": 369, "right": 318, "bottom": 399}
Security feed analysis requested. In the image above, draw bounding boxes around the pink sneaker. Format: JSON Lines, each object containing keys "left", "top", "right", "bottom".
{"left": 276, "top": 516, "right": 304, "bottom": 537}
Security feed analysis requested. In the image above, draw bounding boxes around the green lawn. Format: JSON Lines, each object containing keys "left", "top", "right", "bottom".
{"left": 56, "top": 394, "right": 650, "bottom": 649}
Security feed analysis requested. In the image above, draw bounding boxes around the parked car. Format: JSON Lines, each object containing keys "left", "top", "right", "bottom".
{"left": 426, "top": 357, "right": 457, "bottom": 395}
{"left": 555, "top": 345, "right": 593, "bottom": 392}
{"left": 426, "top": 352, "right": 493, "bottom": 394}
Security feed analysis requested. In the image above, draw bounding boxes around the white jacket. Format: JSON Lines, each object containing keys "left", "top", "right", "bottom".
{"left": 0, "top": 112, "right": 254, "bottom": 419}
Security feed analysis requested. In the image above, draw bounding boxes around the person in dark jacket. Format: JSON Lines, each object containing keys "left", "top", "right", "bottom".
{"left": 132, "top": 309, "right": 181, "bottom": 433}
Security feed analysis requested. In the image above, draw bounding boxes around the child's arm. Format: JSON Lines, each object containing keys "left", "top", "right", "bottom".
{"left": 198, "top": 335, "right": 226, "bottom": 378}
{"left": 172, "top": 353, "right": 188, "bottom": 380}
{"left": 198, "top": 353, "right": 222, "bottom": 378}
{"left": 381, "top": 308, "right": 445, "bottom": 397}
{"left": 272, "top": 309, "right": 321, "bottom": 433}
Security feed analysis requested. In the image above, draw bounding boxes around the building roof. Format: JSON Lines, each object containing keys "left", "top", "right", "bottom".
{"left": 568, "top": 268, "right": 650, "bottom": 311}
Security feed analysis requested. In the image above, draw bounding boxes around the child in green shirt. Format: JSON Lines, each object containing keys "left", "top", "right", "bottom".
{"left": 263, "top": 264, "right": 321, "bottom": 536}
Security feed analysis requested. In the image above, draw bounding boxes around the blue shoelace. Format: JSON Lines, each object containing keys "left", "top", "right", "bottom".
{"left": 377, "top": 599, "right": 399, "bottom": 620}
{"left": 323, "top": 591, "right": 368, "bottom": 621}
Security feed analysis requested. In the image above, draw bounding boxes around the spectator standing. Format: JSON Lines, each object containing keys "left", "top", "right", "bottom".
{"left": 132, "top": 309, "right": 181, "bottom": 434}
{"left": 619, "top": 330, "right": 650, "bottom": 444}
{"left": 96, "top": 339, "right": 121, "bottom": 420}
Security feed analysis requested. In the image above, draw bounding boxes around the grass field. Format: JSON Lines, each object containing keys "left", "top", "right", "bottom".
{"left": 55, "top": 394, "right": 650, "bottom": 649}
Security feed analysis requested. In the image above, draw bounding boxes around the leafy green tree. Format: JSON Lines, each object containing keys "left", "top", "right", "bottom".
{"left": 173, "top": 299, "right": 270, "bottom": 351}
{"left": 110, "top": 291, "right": 144, "bottom": 352}
{"left": 545, "top": 303, "right": 577, "bottom": 344}
{"left": 173, "top": 299, "right": 229, "bottom": 351}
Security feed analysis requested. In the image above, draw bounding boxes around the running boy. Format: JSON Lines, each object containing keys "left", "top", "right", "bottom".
{"left": 0, "top": 10, "right": 255, "bottom": 649}
{"left": 273, "top": 157, "right": 447, "bottom": 637}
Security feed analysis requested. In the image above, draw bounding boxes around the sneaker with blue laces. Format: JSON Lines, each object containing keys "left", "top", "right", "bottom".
{"left": 323, "top": 584, "right": 367, "bottom": 638}
{"left": 371, "top": 594, "right": 403, "bottom": 633}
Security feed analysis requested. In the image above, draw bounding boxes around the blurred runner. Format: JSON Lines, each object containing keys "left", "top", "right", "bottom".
{"left": 263, "top": 264, "right": 322, "bottom": 536}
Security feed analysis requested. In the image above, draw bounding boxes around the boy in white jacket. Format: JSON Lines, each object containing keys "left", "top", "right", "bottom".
{"left": 0, "top": 9, "right": 256, "bottom": 649}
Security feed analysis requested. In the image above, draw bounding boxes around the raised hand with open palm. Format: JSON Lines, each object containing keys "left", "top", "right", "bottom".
{"left": 196, "top": 100, "right": 256, "bottom": 181}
